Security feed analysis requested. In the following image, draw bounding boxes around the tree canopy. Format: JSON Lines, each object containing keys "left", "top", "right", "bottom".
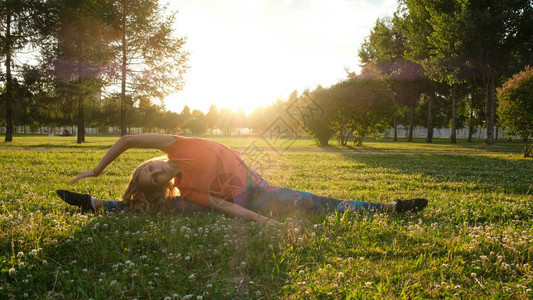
{"left": 497, "top": 66, "right": 533, "bottom": 157}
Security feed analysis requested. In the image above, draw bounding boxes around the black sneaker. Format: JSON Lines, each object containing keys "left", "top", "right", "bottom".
{"left": 394, "top": 198, "right": 428, "bottom": 212}
{"left": 56, "top": 190, "right": 94, "bottom": 212}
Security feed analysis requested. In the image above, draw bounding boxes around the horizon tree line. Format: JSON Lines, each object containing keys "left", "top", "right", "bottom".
{"left": 1, "top": 0, "right": 532, "bottom": 147}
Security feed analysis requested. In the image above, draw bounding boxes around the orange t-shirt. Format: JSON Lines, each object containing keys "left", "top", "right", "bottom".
{"left": 161, "top": 136, "right": 263, "bottom": 206}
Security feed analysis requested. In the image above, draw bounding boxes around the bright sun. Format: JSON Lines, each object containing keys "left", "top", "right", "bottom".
{"left": 163, "top": 0, "right": 398, "bottom": 115}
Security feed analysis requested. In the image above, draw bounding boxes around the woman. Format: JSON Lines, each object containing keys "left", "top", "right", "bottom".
{"left": 58, "top": 134, "right": 428, "bottom": 224}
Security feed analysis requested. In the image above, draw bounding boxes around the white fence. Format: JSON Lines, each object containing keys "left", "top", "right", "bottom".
{"left": 2, "top": 125, "right": 517, "bottom": 139}
{"left": 384, "top": 127, "right": 514, "bottom": 139}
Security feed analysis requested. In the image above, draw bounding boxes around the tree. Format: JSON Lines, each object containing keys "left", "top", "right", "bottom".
{"left": 497, "top": 66, "right": 533, "bottom": 157}
{"left": 0, "top": 0, "right": 43, "bottom": 141}
{"left": 299, "top": 79, "right": 395, "bottom": 146}
{"left": 218, "top": 108, "right": 235, "bottom": 136}
{"left": 41, "top": 0, "right": 114, "bottom": 143}
{"left": 188, "top": 109, "right": 206, "bottom": 135}
{"left": 158, "top": 111, "right": 180, "bottom": 134}
{"left": 109, "top": 0, "right": 189, "bottom": 136}
{"left": 359, "top": 17, "right": 426, "bottom": 142}
{"left": 299, "top": 86, "right": 335, "bottom": 146}
{"left": 398, "top": 3, "right": 457, "bottom": 143}
{"left": 205, "top": 104, "right": 219, "bottom": 134}
{"left": 331, "top": 77, "right": 396, "bottom": 146}
{"left": 401, "top": 0, "right": 533, "bottom": 145}
{"left": 179, "top": 105, "right": 192, "bottom": 133}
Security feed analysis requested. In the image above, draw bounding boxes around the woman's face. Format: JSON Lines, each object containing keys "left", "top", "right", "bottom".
{"left": 137, "top": 161, "right": 177, "bottom": 189}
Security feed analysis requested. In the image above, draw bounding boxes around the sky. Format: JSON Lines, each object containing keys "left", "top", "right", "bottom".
{"left": 164, "top": 0, "right": 398, "bottom": 114}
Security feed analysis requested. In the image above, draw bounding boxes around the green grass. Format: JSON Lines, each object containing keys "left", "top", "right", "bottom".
{"left": 1, "top": 135, "right": 532, "bottom": 299}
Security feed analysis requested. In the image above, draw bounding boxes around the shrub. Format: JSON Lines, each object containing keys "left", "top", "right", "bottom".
{"left": 497, "top": 66, "right": 533, "bottom": 157}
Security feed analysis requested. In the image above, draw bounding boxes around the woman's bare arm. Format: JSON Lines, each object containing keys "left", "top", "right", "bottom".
{"left": 207, "top": 196, "right": 280, "bottom": 225}
{"left": 71, "top": 134, "right": 177, "bottom": 183}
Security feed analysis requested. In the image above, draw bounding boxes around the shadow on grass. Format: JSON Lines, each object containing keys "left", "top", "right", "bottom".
{"left": 340, "top": 151, "right": 532, "bottom": 195}
{"left": 1, "top": 205, "right": 290, "bottom": 299}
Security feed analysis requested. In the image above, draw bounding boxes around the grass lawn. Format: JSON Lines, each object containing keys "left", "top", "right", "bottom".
{"left": 1, "top": 135, "right": 532, "bottom": 299}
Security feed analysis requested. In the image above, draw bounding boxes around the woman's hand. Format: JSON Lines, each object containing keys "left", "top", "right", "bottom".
{"left": 71, "top": 169, "right": 99, "bottom": 184}
{"left": 266, "top": 218, "right": 281, "bottom": 226}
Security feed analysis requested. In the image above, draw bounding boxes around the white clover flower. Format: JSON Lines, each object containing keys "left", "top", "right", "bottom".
{"left": 188, "top": 273, "right": 196, "bottom": 280}
{"left": 17, "top": 251, "right": 24, "bottom": 258}
{"left": 206, "top": 283, "right": 213, "bottom": 288}
{"left": 185, "top": 256, "right": 190, "bottom": 261}
{"left": 8, "top": 268, "right": 16, "bottom": 276}
{"left": 110, "top": 280, "right": 117, "bottom": 286}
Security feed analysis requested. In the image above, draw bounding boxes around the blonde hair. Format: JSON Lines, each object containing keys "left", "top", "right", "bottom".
{"left": 121, "top": 157, "right": 179, "bottom": 212}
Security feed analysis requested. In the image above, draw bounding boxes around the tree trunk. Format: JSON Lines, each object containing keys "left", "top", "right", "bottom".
{"left": 467, "top": 94, "right": 474, "bottom": 142}
{"left": 393, "top": 118, "right": 398, "bottom": 142}
{"left": 484, "top": 71, "right": 496, "bottom": 145}
{"left": 76, "top": 56, "right": 85, "bottom": 143}
{"left": 426, "top": 94, "right": 433, "bottom": 143}
{"left": 407, "top": 105, "right": 414, "bottom": 142}
{"left": 77, "top": 92, "right": 85, "bottom": 143}
{"left": 4, "top": 13, "right": 13, "bottom": 142}
{"left": 451, "top": 85, "right": 457, "bottom": 144}
{"left": 524, "top": 137, "right": 533, "bottom": 158}
{"left": 120, "top": 1, "right": 128, "bottom": 136}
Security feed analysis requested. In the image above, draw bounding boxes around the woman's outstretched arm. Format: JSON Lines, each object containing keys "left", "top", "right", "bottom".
{"left": 71, "top": 134, "right": 177, "bottom": 183}
{"left": 207, "top": 195, "right": 280, "bottom": 225}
